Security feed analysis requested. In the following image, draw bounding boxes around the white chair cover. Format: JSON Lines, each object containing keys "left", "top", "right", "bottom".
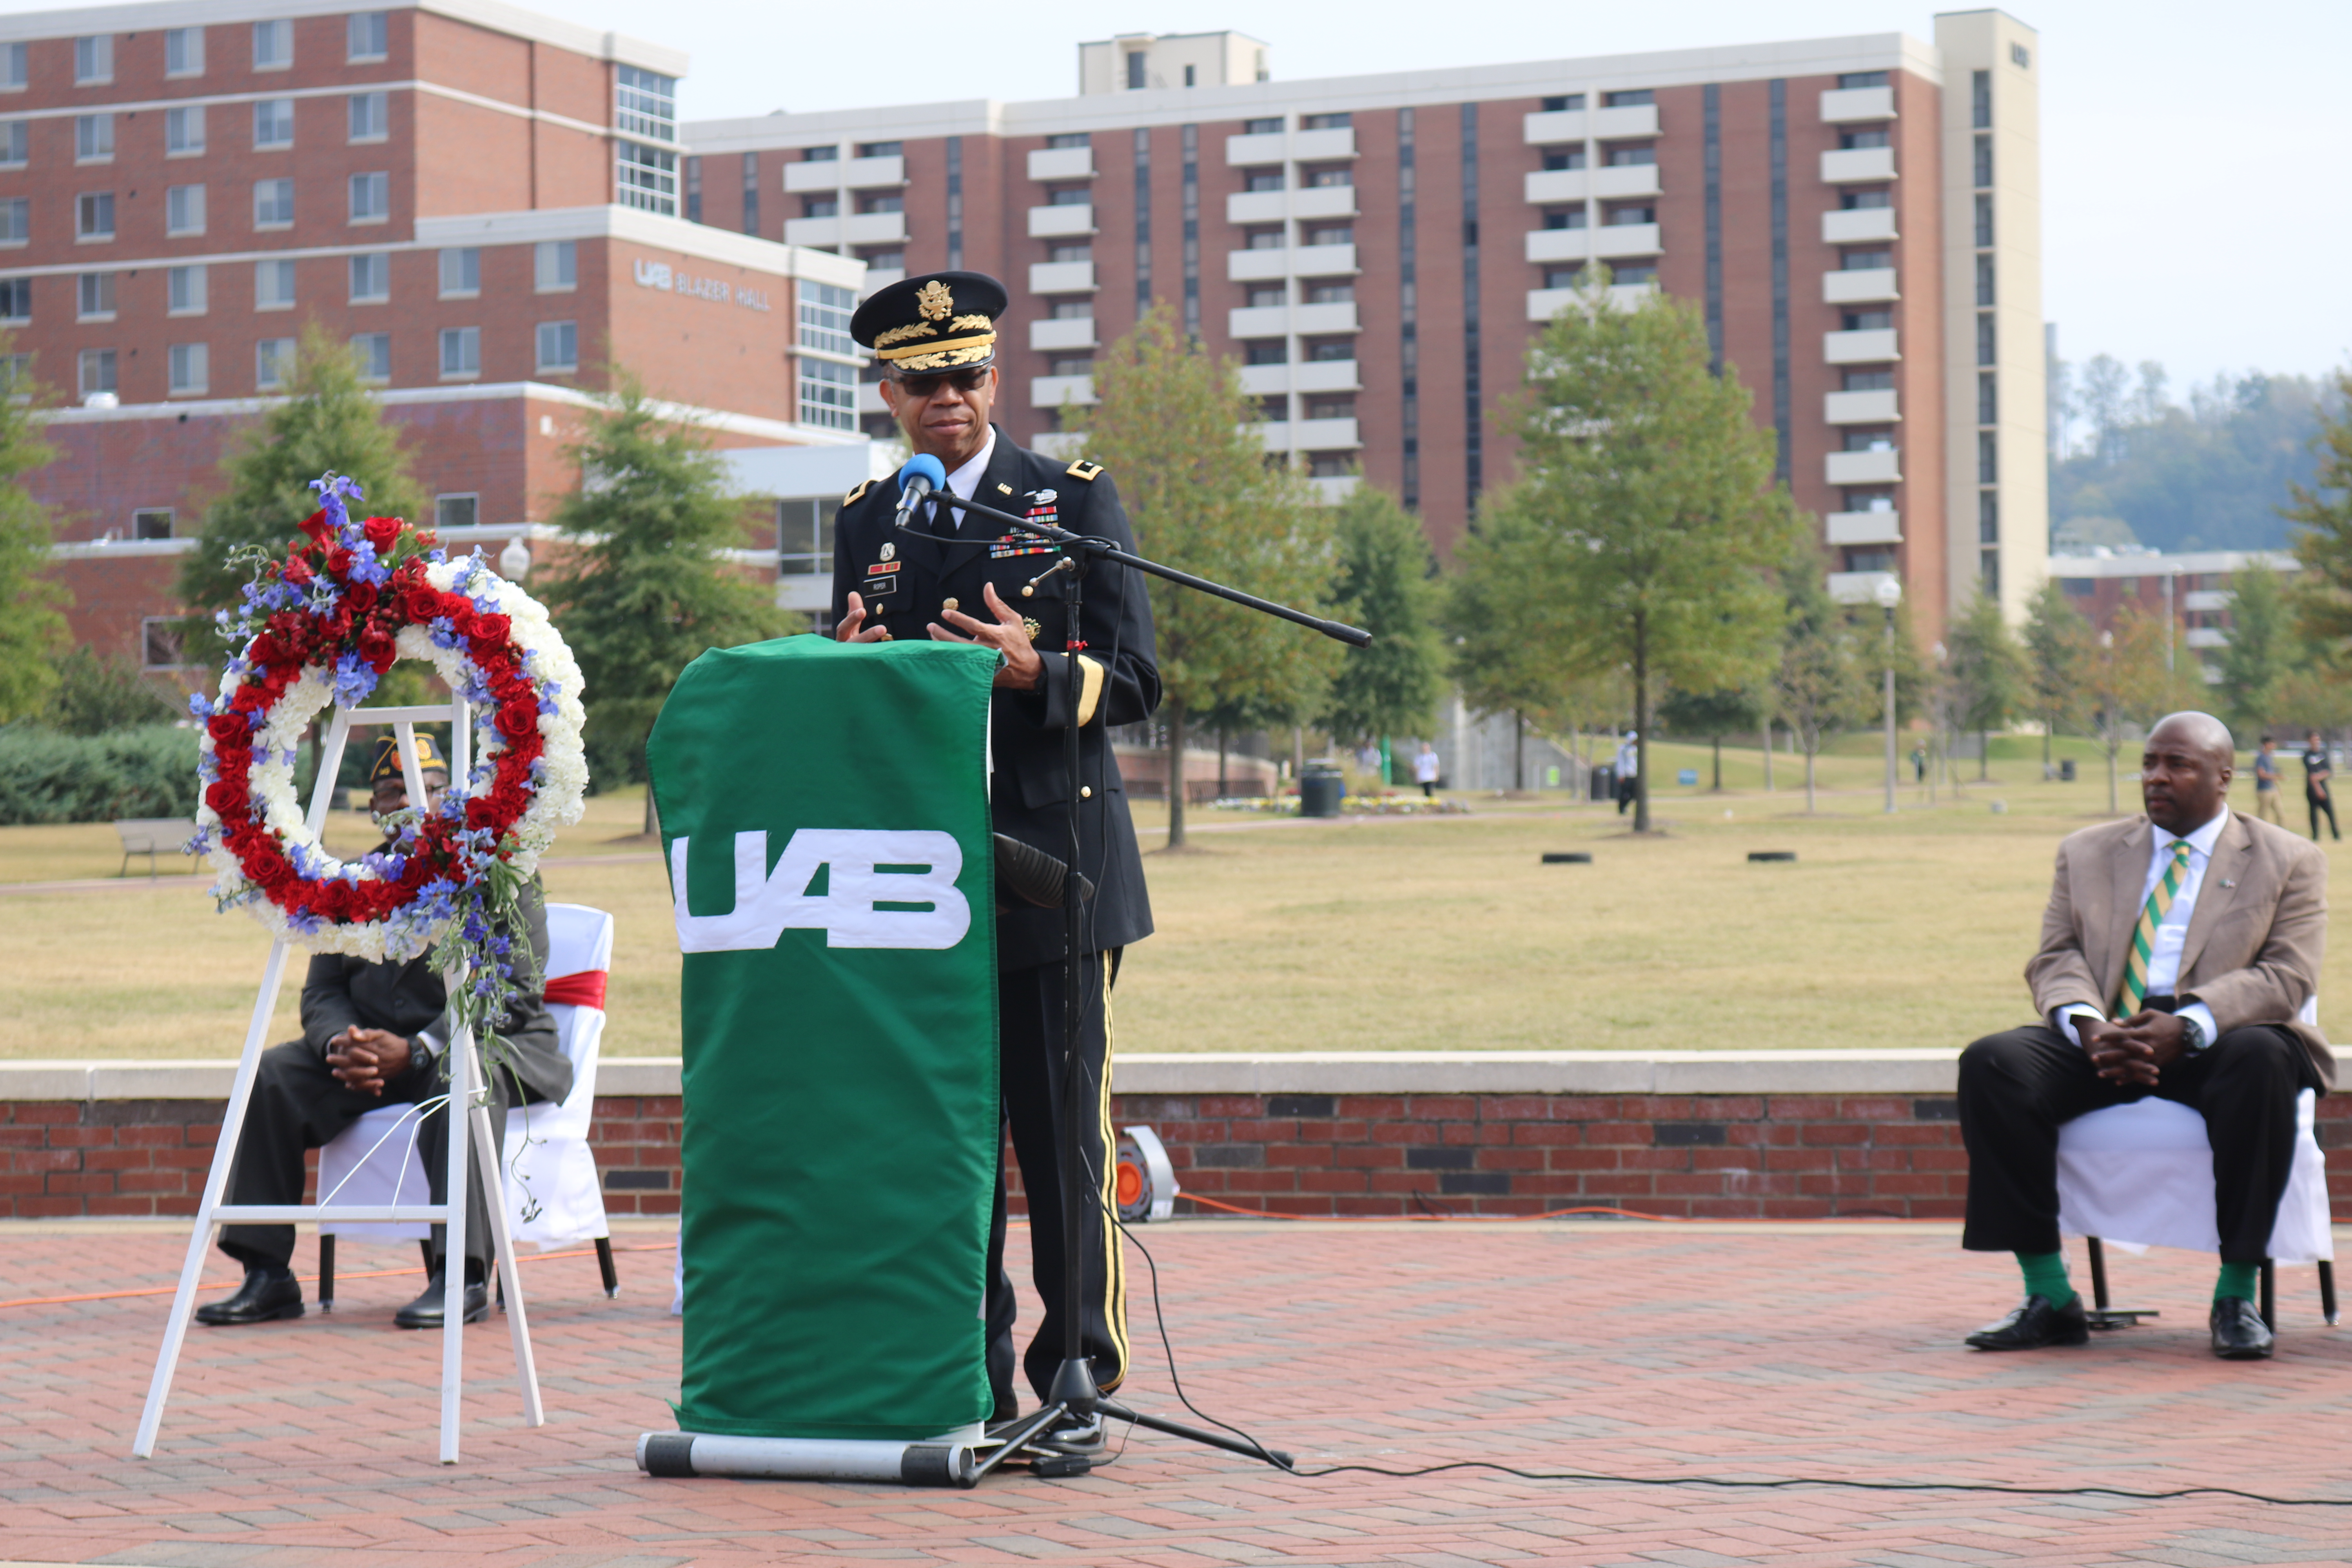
{"left": 317, "top": 904, "right": 615, "bottom": 1253}
{"left": 2055, "top": 997, "right": 2333, "bottom": 1266}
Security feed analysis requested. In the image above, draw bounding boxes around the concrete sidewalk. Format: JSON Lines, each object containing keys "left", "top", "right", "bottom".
{"left": 5, "top": 1219, "right": 2352, "bottom": 1566}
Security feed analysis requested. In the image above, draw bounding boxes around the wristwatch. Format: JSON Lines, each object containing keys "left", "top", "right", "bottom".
{"left": 2178, "top": 1013, "right": 2209, "bottom": 1054}
{"left": 407, "top": 1038, "right": 434, "bottom": 1078}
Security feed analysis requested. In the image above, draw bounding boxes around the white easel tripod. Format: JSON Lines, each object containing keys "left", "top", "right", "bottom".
{"left": 134, "top": 698, "right": 544, "bottom": 1464}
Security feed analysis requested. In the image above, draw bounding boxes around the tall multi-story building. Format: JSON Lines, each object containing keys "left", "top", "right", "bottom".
{"left": 3, "top": 0, "right": 863, "bottom": 667}
{"left": 683, "top": 11, "right": 2047, "bottom": 644}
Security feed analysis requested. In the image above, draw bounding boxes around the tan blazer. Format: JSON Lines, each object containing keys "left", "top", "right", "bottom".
{"left": 2026, "top": 810, "right": 2333, "bottom": 1087}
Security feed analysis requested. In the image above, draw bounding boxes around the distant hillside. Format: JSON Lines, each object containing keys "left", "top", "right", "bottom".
{"left": 2048, "top": 363, "right": 2338, "bottom": 554}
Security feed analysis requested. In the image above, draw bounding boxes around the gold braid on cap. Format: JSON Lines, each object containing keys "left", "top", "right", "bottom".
{"left": 873, "top": 321, "right": 937, "bottom": 348}
{"left": 878, "top": 334, "right": 996, "bottom": 367}
{"left": 949, "top": 314, "right": 993, "bottom": 332}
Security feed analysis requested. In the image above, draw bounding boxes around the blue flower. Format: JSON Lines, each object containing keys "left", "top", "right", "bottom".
{"left": 187, "top": 692, "right": 212, "bottom": 719}
{"left": 331, "top": 652, "right": 379, "bottom": 708}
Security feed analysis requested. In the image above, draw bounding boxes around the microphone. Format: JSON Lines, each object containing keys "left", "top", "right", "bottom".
{"left": 893, "top": 453, "right": 947, "bottom": 529}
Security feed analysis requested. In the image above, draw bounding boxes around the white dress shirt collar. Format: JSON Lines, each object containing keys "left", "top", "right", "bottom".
{"left": 2158, "top": 805, "right": 2231, "bottom": 862}
{"left": 938, "top": 429, "right": 995, "bottom": 526}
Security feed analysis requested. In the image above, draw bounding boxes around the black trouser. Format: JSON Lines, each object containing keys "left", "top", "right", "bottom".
{"left": 985, "top": 951, "right": 1127, "bottom": 1411}
{"left": 1958, "top": 1020, "right": 2317, "bottom": 1263}
{"left": 218, "top": 1039, "right": 516, "bottom": 1275}
{"left": 2310, "top": 788, "right": 2339, "bottom": 841}
{"left": 1420, "top": 780, "right": 1435, "bottom": 798}
{"left": 1615, "top": 776, "right": 1634, "bottom": 815}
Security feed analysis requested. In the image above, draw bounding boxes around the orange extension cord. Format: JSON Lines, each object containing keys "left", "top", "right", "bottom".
{"left": 0, "top": 1240, "right": 680, "bottom": 1312}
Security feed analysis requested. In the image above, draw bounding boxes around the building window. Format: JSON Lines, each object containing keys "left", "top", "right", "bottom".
{"left": 533, "top": 239, "right": 577, "bottom": 292}
{"left": 165, "top": 184, "right": 205, "bottom": 236}
{"left": 1841, "top": 309, "right": 1892, "bottom": 332}
{"left": 615, "top": 65, "right": 677, "bottom": 142}
{"left": 855, "top": 141, "right": 902, "bottom": 158}
{"left": 1243, "top": 339, "right": 1287, "bottom": 366}
{"left": 76, "top": 114, "right": 114, "bottom": 162}
{"left": 1614, "top": 263, "right": 1659, "bottom": 285}
{"left": 1243, "top": 283, "right": 1284, "bottom": 308}
{"left": 1243, "top": 116, "right": 1282, "bottom": 134}
{"left": 439, "top": 326, "right": 479, "bottom": 378}
{"left": 740, "top": 151, "right": 759, "bottom": 236}
{"left": 1840, "top": 187, "right": 1891, "bottom": 210}
{"left": 166, "top": 105, "right": 204, "bottom": 156}
{"left": 1842, "top": 427, "right": 1896, "bottom": 452}
{"left": 134, "top": 509, "right": 173, "bottom": 539}
{"left": 798, "top": 356, "right": 855, "bottom": 430}
{"left": 349, "top": 91, "right": 388, "bottom": 143}
{"left": 1974, "top": 194, "right": 1993, "bottom": 247}
{"left": 798, "top": 281, "right": 855, "bottom": 356}
{"left": 252, "top": 19, "right": 291, "bottom": 70}
{"left": 1602, "top": 203, "right": 1653, "bottom": 227}
{"left": 1973, "top": 133, "right": 1993, "bottom": 188}
{"left": 1975, "top": 253, "right": 1995, "bottom": 307}
{"left": 683, "top": 154, "right": 702, "bottom": 224}
{"left": 1838, "top": 71, "right": 1888, "bottom": 89}
{"left": 348, "top": 252, "right": 389, "bottom": 303}
{"left": 1976, "top": 311, "right": 1996, "bottom": 366}
{"left": 1300, "top": 223, "right": 1353, "bottom": 247}
{"left": 349, "top": 171, "right": 389, "bottom": 223}
{"left": 802, "top": 144, "right": 839, "bottom": 162}
{"left": 0, "top": 121, "right": 23, "bottom": 167}
{"left": 79, "top": 347, "right": 116, "bottom": 396}
{"left": 436, "top": 494, "right": 477, "bottom": 530}
{"left": 1976, "top": 430, "right": 2000, "bottom": 483}
{"left": 142, "top": 617, "right": 187, "bottom": 669}
{"left": 536, "top": 321, "right": 577, "bottom": 374}
{"left": 1541, "top": 147, "right": 1586, "bottom": 171}
{"left": 617, "top": 141, "right": 678, "bottom": 215}
{"left": 1838, "top": 127, "right": 1889, "bottom": 151}
{"left": 1302, "top": 337, "right": 1354, "bottom": 362}
{"left": 0, "top": 42, "right": 25, "bottom": 90}
{"left": 1046, "top": 132, "right": 1089, "bottom": 149}
{"left": 168, "top": 264, "right": 206, "bottom": 315}
{"left": 857, "top": 191, "right": 905, "bottom": 214}
{"left": 1047, "top": 242, "right": 1093, "bottom": 263}
{"left": 1978, "top": 371, "right": 1997, "bottom": 425}
{"left": 1048, "top": 299, "right": 1091, "bottom": 319}
{"left": 253, "top": 178, "right": 294, "bottom": 228}
{"left": 78, "top": 271, "right": 116, "bottom": 319}
{"left": 1540, "top": 207, "right": 1587, "bottom": 230}
{"left": 1539, "top": 94, "right": 1585, "bottom": 112}
{"left": 1243, "top": 225, "right": 1284, "bottom": 250}
{"left": 0, "top": 276, "right": 25, "bottom": 321}
{"left": 1125, "top": 50, "right": 1145, "bottom": 90}
{"left": 1542, "top": 263, "right": 1583, "bottom": 289}
{"left": 1306, "top": 452, "right": 1355, "bottom": 478}
{"left": 1303, "top": 166, "right": 1353, "bottom": 187}
{"left": 802, "top": 195, "right": 839, "bottom": 218}
{"left": 1842, "top": 247, "right": 1892, "bottom": 271}
{"left": 1843, "top": 367, "right": 1894, "bottom": 391}
{"left": 776, "top": 496, "right": 835, "bottom": 575}
{"left": 1303, "top": 279, "right": 1353, "bottom": 304}
{"left": 254, "top": 258, "right": 296, "bottom": 310}
{"left": 1601, "top": 89, "right": 1653, "bottom": 107}
{"left": 1301, "top": 113, "right": 1352, "bottom": 130}
{"left": 347, "top": 11, "right": 388, "bottom": 62}
{"left": 0, "top": 197, "right": 26, "bottom": 244}
{"left": 348, "top": 332, "right": 390, "bottom": 382}
{"left": 1303, "top": 394, "right": 1355, "bottom": 420}
{"left": 1603, "top": 143, "right": 1655, "bottom": 166}
{"left": 1979, "top": 490, "right": 2000, "bottom": 544}
{"left": 75, "top": 35, "right": 113, "bottom": 84}
{"left": 253, "top": 99, "right": 294, "bottom": 149}
{"left": 255, "top": 337, "right": 295, "bottom": 388}
{"left": 857, "top": 245, "right": 904, "bottom": 271}
{"left": 1243, "top": 169, "right": 1283, "bottom": 193}
{"left": 168, "top": 342, "right": 208, "bottom": 395}
{"left": 77, "top": 193, "right": 116, "bottom": 240}
{"left": 1972, "top": 69, "right": 1992, "bottom": 129}
{"left": 439, "top": 247, "right": 479, "bottom": 297}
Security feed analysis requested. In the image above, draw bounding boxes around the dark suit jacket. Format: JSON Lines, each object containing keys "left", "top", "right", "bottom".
{"left": 828, "top": 426, "right": 1162, "bottom": 970}
{"left": 2027, "top": 810, "right": 2332, "bottom": 1087}
{"left": 299, "top": 878, "right": 572, "bottom": 1105}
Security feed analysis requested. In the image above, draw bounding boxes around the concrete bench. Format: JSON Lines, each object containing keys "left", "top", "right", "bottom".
{"left": 114, "top": 817, "right": 196, "bottom": 879}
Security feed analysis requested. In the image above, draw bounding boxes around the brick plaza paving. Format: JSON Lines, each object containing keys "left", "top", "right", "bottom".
{"left": 8, "top": 1218, "right": 2352, "bottom": 1566}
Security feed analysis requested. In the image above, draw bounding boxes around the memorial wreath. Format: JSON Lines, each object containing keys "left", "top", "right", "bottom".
{"left": 189, "top": 473, "right": 587, "bottom": 1036}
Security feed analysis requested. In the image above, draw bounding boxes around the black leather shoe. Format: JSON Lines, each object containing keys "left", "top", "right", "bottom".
{"left": 195, "top": 1267, "right": 303, "bottom": 1325}
{"left": 394, "top": 1273, "right": 490, "bottom": 1330}
{"left": 1965, "top": 1293, "right": 2089, "bottom": 1350}
{"left": 2210, "top": 1297, "right": 2275, "bottom": 1360}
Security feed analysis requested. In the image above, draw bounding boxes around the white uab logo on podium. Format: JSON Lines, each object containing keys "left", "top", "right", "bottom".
{"left": 669, "top": 830, "right": 970, "bottom": 952}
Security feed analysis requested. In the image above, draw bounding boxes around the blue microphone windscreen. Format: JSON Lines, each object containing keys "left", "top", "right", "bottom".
{"left": 897, "top": 454, "right": 947, "bottom": 493}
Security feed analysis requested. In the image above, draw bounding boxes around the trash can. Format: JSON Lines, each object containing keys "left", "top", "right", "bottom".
{"left": 1300, "top": 762, "right": 1345, "bottom": 818}
{"left": 1590, "top": 764, "right": 1616, "bottom": 803}
{"left": 2060, "top": 758, "right": 2077, "bottom": 783}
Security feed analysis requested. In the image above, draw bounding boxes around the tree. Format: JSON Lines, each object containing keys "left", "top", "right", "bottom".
{"left": 2288, "top": 368, "right": 2352, "bottom": 661}
{"left": 1447, "top": 511, "right": 1561, "bottom": 791}
{"left": 178, "top": 324, "right": 425, "bottom": 662}
{"left": 1482, "top": 277, "right": 1804, "bottom": 830}
{"left": 1658, "top": 683, "right": 1764, "bottom": 792}
{"left": 2212, "top": 559, "right": 2297, "bottom": 737}
{"left": 2086, "top": 606, "right": 2185, "bottom": 815}
{"left": 41, "top": 648, "right": 179, "bottom": 734}
{"left": 1944, "top": 590, "right": 2029, "bottom": 780}
{"left": 1317, "top": 483, "right": 1443, "bottom": 751}
{"left": 539, "top": 375, "right": 786, "bottom": 831}
{"left": 0, "top": 344, "right": 65, "bottom": 722}
{"left": 2022, "top": 577, "right": 2092, "bottom": 774}
{"left": 1081, "top": 306, "right": 1339, "bottom": 848}
{"left": 1770, "top": 546, "right": 1873, "bottom": 814}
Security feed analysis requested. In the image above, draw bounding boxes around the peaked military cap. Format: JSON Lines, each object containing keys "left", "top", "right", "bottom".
{"left": 369, "top": 732, "right": 448, "bottom": 783}
{"left": 849, "top": 270, "right": 1007, "bottom": 373}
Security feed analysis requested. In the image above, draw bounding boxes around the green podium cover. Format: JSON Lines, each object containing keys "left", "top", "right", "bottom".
{"left": 647, "top": 636, "right": 1000, "bottom": 1440}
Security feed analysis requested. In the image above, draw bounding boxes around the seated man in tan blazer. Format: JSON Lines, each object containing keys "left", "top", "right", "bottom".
{"left": 1959, "top": 711, "right": 2330, "bottom": 1360}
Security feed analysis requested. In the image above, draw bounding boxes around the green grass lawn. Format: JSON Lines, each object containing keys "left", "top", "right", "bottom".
{"left": 4, "top": 739, "right": 2336, "bottom": 1060}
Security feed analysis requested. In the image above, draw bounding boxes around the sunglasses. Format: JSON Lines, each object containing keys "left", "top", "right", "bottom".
{"left": 893, "top": 367, "right": 991, "bottom": 399}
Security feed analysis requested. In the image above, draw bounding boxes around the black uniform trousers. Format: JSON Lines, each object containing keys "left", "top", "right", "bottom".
{"left": 1958, "top": 1020, "right": 2318, "bottom": 1263}
{"left": 984, "top": 951, "right": 1128, "bottom": 1410}
{"left": 2308, "top": 788, "right": 2339, "bottom": 842}
{"left": 218, "top": 1039, "right": 517, "bottom": 1274}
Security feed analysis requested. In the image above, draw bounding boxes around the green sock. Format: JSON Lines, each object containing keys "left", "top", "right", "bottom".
{"left": 2216, "top": 1262, "right": 2259, "bottom": 1303}
{"left": 2017, "top": 1250, "right": 2076, "bottom": 1308}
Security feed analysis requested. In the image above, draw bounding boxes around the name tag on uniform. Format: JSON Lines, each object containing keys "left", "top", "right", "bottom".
{"left": 862, "top": 563, "right": 902, "bottom": 598}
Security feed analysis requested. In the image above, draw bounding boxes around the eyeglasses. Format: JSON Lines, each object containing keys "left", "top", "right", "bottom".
{"left": 892, "top": 366, "right": 991, "bottom": 400}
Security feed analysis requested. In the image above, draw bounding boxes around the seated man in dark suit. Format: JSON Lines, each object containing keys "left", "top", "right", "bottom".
{"left": 198, "top": 735, "right": 574, "bottom": 1329}
{"left": 1958, "top": 711, "right": 2330, "bottom": 1361}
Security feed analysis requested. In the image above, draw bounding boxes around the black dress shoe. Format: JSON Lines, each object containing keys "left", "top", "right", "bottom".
{"left": 1965, "top": 1292, "right": 2089, "bottom": 1350}
{"left": 394, "top": 1273, "right": 490, "bottom": 1330}
{"left": 2210, "top": 1297, "right": 2276, "bottom": 1360}
{"left": 195, "top": 1267, "right": 304, "bottom": 1325}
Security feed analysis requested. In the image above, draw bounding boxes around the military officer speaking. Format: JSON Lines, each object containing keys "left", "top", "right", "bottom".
{"left": 828, "top": 271, "right": 1161, "bottom": 1448}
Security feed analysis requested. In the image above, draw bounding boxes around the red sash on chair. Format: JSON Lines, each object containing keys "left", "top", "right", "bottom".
{"left": 543, "top": 970, "right": 608, "bottom": 1009}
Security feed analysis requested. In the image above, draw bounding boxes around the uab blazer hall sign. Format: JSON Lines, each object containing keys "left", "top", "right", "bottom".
{"left": 635, "top": 258, "right": 773, "bottom": 312}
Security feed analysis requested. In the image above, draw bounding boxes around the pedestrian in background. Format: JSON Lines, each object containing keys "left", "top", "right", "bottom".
{"left": 2304, "top": 731, "right": 2339, "bottom": 842}
{"left": 2254, "top": 736, "right": 2286, "bottom": 828}
{"left": 1614, "top": 730, "right": 1638, "bottom": 817}
{"left": 1414, "top": 743, "right": 1441, "bottom": 799}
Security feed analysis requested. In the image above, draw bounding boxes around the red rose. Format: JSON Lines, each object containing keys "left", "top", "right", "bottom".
{"left": 494, "top": 702, "right": 539, "bottom": 741}
{"left": 253, "top": 856, "right": 297, "bottom": 896}
{"left": 326, "top": 546, "right": 354, "bottom": 577}
{"left": 298, "top": 509, "right": 332, "bottom": 543}
{"left": 205, "top": 779, "right": 249, "bottom": 816}
{"left": 205, "top": 713, "right": 244, "bottom": 745}
{"left": 363, "top": 515, "right": 403, "bottom": 554}
{"left": 282, "top": 556, "right": 314, "bottom": 586}
{"left": 344, "top": 582, "right": 378, "bottom": 616}
{"left": 357, "top": 622, "right": 397, "bottom": 671}
{"left": 470, "top": 612, "right": 513, "bottom": 646}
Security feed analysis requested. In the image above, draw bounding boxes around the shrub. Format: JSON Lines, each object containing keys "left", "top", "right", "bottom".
{"left": 0, "top": 724, "right": 202, "bottom": 825}
{"left": 42, "top": 647, "right": 183, "bottom": 736}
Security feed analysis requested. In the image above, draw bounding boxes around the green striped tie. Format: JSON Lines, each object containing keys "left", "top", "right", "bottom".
{"left": 2116, "top": 839, "right": 2193, "bottom": 1020}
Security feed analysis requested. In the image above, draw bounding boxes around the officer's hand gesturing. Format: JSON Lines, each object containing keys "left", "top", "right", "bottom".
{"left": 833, "top": 591, "right": 892, "bottom": 643}
{"left": 931, "top": 582, "right": 1044, "bottom": 691}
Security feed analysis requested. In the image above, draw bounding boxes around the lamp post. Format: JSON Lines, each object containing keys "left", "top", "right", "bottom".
{"left": 1874, "top": 576, "right": 1902, "bottom": 815}
{"left": 499, "top": 535, "right": 532, "bottom": 581}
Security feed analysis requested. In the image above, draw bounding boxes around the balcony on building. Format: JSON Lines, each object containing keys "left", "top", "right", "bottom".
{"left": 1290, "top": 184, "right": 1357, "bottom": 221}
{"left": 861, "top": 269, "right": 904, "bottom": 297}
{"left": 1824, "top": 327, "right": 1900, "bottom": 363}
{"left": 1523, "top": 107, "right": 1588, "bottom": 145}
{"left": 1227, "top": 242, "right": 1357, "bottom": 282}
{"left": 1028, "top": 203, "right": 1096, "bottom": 238}
{"left": 1826, "top": 569, "right": 1900, "bottom": 605}
{"left": 1290, "top": 126, "right": 1356, "bottom": 162}
{"left": 1029, "top": 316, "right": 1097, "bottom": 351}
{"left": 1820, "top": 85, "right": 1896, "bottom": 123}
{"left": 1826, "top": 510, "right": 1902, "bottom": 546}
{"left": 1592, "top": 222, "right": 1661, "bottom": 259}
{"left": 1527, "top": 227, "right": 1594, "bottom": 264}
{"left": 1821, "top": 146, "right": 1897, "bottom": 183}
{"left": 784, "top": 214, "right": 842, "bottom": 247}
{"left": 1031, "top": 374, "right": 1096, "bottom": 410}
{"left": 1294, "top": 416, "right": 1361, "bottom": 450}
{"left": 1824, "top": 267, "right": 1898, "bottom": 304}
{"left": 1226, "top": 189, "right": 1287, "bottom": 225}
{"left": 1027, "top": 145, "right": 1095, "bottom": 181}
{"left": 1823, "top": 207, "right": 1898, "bottom": 244}
{"left": 1527, "top": 283, "right": 1652, "bottom": 319}
{"left": 1296, "top": 357, "right": 1359, "bottom": 393}
{"left": 1590, "top": 103, "right": 1659, "bottom": 140}
{"left": 1292, "top": 300, "right": 1359, "bottom": 336}
{"left": 784, "top": 158, "right": 844, "bottom": 193}
{"left": 787, "top": 211, "right": 906, "bottom": 247}
{"left": 2185, "top": 627, "right": 2229, "bottom": 650}
{"left": 841, "top": 155, "right": 906, "bottom": 189}
{"left": 1308, "top": 475, "right": 1362, "bottom": 505}
{"left": 1257, "top": 420, "right": 1294, "bottom": 450}
{"left": 1525, "top": 169, "right": 1591, "bottom": 205}
{"left": 1592, "top": 163, "right": 1661, "bottom": 200}
{"left": 857, "top": 382, "right": 888, "bottom": 415}
{"left": 1825, "top": 388, "right": 1900, "bottom": 424}
{"left": 1826, "top": 447, "right": 1901, "bottom": 485}
{"left": 1229, "top": 304, "right": 1289, "bottom": 340}
{"left": 1030, "top": 260, "right": 1097, "bottom": 293}
{"left": 2183, "top": 590, "right": 2231, "bottom": 613}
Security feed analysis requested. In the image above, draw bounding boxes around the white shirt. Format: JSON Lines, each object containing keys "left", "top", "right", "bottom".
{"left": 2056, "top": 806, "right": 2227, "bottom": 1048}
{"left": 1614, "top": 740, "right": 1637, "bottom": 773}
{"left": 933, "top": 430, "right": 995, "bottom": 531}
{"left": 1415, "top": 750, "right": 1441, "bottom": 783}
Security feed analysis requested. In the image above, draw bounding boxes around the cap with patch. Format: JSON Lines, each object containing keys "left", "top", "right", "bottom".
{"left": 369, "top": 733, "right": 448, "bottom": 784}
{"left": 849, "top": 270, "right": 1007, "bottom": 373}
